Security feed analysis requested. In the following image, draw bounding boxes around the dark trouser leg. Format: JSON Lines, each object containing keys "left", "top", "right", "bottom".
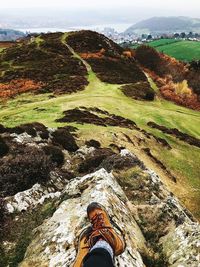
{"left": 83, "top": 248, "right": 114, "bottom": 267}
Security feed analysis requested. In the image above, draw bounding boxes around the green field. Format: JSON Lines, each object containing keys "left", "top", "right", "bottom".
{"left": 130, "top": 39, "right": 200, "bottom": 62}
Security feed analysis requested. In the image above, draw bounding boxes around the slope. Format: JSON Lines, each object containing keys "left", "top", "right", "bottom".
{"left": 130, "top": 39, "right": 200, "bottom": 62}
{"left": 0, "top": 32, "right": 200, "bottom": 220}
{"left": 0, "top": 31, "right": 200, "bottom": 266}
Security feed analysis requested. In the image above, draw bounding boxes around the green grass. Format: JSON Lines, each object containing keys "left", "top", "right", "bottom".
{"left": 1, "top": 68, "right": 200, "bottom": 140}
{"left": 130, "top": 39, "right": 200, "bottom": 62}
{"left": 148, "top": 38, "right": 180, "bottom": 47}
{"left": 0, "top": 42, "right": 200, "bottom": 219}
{"left": 34, "top": 36, "right": 44, "bottom": 47}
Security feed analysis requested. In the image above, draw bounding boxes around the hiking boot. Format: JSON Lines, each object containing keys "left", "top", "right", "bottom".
{"left": 73, "top": 227, "right": 92, "bottom": 267}
{"left": 87, "top": 202, "right": 125, "bottom": 256}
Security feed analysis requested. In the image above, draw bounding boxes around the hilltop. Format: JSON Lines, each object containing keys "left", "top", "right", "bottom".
{"left": 0, "top": 30, "right": 199, "bottom": 266}
{"left": 125, "top": 16, "right": 200, "bottom": 34}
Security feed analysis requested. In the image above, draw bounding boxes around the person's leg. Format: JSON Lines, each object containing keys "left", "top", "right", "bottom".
{"left": 73, "top": 202, "right": 125, "bottom": 267}
{"left": 83, "top": 248, "right": 114, "bottom": 267}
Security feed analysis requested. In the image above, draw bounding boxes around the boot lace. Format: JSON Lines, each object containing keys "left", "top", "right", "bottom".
{"left": 91, "top": 212, "right": 105, "bottom": 230}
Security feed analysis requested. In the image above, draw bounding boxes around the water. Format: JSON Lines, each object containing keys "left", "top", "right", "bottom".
{"left": 17, "top": 23, "right": 132, "bottom": 34}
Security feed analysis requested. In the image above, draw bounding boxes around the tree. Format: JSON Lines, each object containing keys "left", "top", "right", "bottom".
{"left": 188, "top": 32, "right": 193, "bottom": 38}
{"left": 147, "top": 35, "right": 152, "bottom": 40}
{"left": 180, "top": 32, "right": 186, "bottom": 38}
{"left": 174, "top": 33, "right": 180, "bottom": 38}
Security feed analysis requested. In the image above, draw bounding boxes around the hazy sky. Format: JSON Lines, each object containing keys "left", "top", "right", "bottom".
{"left": 0, "top": 0, "right": 199, "bottom": 12}
{"left": 0, "top": 0, "right": 199, "bottom": 29}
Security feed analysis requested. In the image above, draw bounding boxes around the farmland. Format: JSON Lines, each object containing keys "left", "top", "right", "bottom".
{"left": 130, "top": 39, "right": 200, "bottom": 62}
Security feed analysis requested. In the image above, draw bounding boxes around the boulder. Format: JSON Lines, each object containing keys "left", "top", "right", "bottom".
{"left": 160, "top": 222, "right": 200, "bottom": 267}
{"left": 19, "top": 169, "right": 147, "bottom": 267}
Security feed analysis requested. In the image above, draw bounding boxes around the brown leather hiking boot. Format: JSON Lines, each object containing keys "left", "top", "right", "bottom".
{"left": 73, "top": 227, "right": 92, "bottom": 267}
{"left": 87, "top": 202, "right": 125, "bottom": 256}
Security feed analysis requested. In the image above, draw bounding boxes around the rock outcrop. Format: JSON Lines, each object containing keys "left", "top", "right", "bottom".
{"left": 161, "top": 222, "right": 200, "bottom": 267}
{"left": 19, "top": 169, "right": 147, "bottom": 267}
{"left": 0, "top": 126, "right": 199, "bottom": 267}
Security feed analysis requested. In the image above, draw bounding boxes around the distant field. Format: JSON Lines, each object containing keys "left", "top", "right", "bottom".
{"left": 130, "top": 39, "right": 200, "bottom": 62}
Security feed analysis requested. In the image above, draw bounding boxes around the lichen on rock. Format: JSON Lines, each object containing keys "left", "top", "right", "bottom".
{"left": 160, "top": 222, "right": 200, "bottom": 267}
{"left": 19, "top": 169, "right": 147, "bottom": 267}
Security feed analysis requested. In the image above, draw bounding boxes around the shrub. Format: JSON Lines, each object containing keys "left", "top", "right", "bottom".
{"left": 0, "top": 124, "right": 6, "bottom": 133}
{"left": 85, "top": 139, "right": 101, "bottom": 148}
{"left": 0, "top": 198, "right": 6, "bottom": 225}
{"left": 52, "top": 128, "right": 78, "bottom": 152}
{"left": 0, "top": 146, "right": 51, "bottom": 197}
{"left": 9, "top": 122, "right": 49, "bottom": 139}
{"left": 0, "top": 137, "right": 9, "bottom": 157}
{"left": 78, "top": 148, "right": 114, "bottom": 173}
{"left": 121, "top": 82, "right": 155, "bottom": 101}
{"left": 135, "top": 45, "right": 164, "bottom": 75}
{"left": 43, "top": 145, "right": 64, "bottom": 166}
{"left": 0, "top": 198, "right": 6, "bottom": 240}
{"left": 99, "top": 154, "right": 139, "bottom": 172}
{"left": 87, "top": 57, "right": 147, "bottom": 84}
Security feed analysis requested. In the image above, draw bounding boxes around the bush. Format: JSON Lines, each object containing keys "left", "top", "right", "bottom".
{"left": 135, "top": 45, "right": 164, "bottom": 75}
{"left": 0, "top": 198, "right": 6, "bottom": 240}
{"left": 121, "top": 82, "right": 155, "bottom": 101}
{"left": 9, "top": 122, "right": 49, "bottom": 138}
{"left": 85, "top": 139, "right": 101, "bottom": 148}
{"left": 0, "top": 137, "right": 9, "bottom": 157}
{"left": 99, "top": 154, "right": 139, "bottom": 172}
{"left": 87, "top": 57, "right": 147, "bottom": 84}
{"left": 52, "top": 128, "right": 78, "bottom": 152}
{"left": 0, "top": 198, "right": 6, "bottom": 225}
{"left": 78, "top": 148, "right": 114, "bottom": 173}
{"left": 0, "top": 146, "right": 51, "bottom": 197}
{"left": 43, "top": 145, "right": 64, "bottom": 166}
{"left": 0, "top": 125, "right": 6, "bottom": 134}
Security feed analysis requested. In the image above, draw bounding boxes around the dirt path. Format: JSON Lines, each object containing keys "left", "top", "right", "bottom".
{"left": 62, "top": 34, "right": 92, "bottom": 73}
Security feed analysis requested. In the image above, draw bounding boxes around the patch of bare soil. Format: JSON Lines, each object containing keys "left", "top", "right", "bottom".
{"left": 56, "top": 107, "right": 138, "bottom": 129}
{"left": 147, "top": 121, "right": 200, "bottom": 148}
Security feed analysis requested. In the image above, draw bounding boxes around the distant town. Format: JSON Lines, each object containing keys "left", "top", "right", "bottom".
{"left": 1, "top": 25, "right": 200, "bottom": 47}
{"left": 100, "top": 27, "right": 200, "bottom": 45}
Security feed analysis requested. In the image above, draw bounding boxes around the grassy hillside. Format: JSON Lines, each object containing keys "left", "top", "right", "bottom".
{"left": 0, "top": 32, "right": 200, "bottom": 219}
{"left": 130, "top": 39, "right": 200, "bottom": 62}
{"left": 1, "top": 69, "right": 200, "bottom": 219}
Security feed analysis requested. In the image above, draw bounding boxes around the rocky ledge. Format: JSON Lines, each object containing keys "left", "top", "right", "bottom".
{"left": 8, "top": 164, "right": 199, "bottom": 267}
{"left": 0, "top": 124, "right": 199, "bottom": 267}
{"left": 19, "top": 169, "right": 146, "bottom": 267}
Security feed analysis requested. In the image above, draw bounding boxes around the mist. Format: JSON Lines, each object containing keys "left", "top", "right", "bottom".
{"left": 0, "top": 0, "right": 200, "bottom": 31}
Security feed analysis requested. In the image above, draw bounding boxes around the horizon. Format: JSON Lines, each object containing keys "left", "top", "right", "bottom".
{"left": 0, "top": 0, "right": 200, "bottom": 31}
